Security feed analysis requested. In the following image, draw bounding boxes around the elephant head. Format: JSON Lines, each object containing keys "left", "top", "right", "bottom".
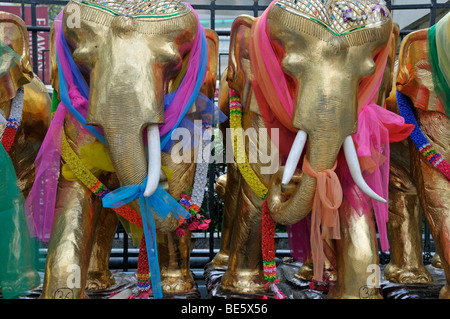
{"left": 0, "top": 12, "right": 33, "bottom": 104}
{"left": 60, "top": 0, "right": 205, "bottom": 231}
{"left": 227, "top": 0, "right": 393, "bottom": 225}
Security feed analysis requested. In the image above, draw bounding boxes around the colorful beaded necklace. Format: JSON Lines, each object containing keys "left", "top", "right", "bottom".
{"left": 174, "top": 113, "right": 213, "bottom": 236}
{"left": 229, "top": 88, "right": 286, "bottom": 299}
{"left": 396, "top": 90, "right": 450, "bottom": 180}
{"left": 0, "top": 87, "right": 24, "bottom": 154}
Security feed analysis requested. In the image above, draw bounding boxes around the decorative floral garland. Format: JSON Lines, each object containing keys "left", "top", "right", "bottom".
{"left": 60, "top": 130, "right": 143, "bottom": 227}
{"left": 135, "top": 235, "right": 152, "bottom": 298}
{"left": 1, "top": 87, "right": 24, "bottom": 154}
{"left": 396, "top": 90, "right": 450, "bottom": 180}
{"left": 229, "top": 89, "right": 285, "bottom": 299}
{"left": 229, "top": 90, "right": 269, "bottom": 199}
{"left": 174, "top": 113, "right": 213, "bottom": 237}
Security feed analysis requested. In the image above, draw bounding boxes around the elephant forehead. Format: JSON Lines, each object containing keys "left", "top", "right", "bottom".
{"left": 276, "top": 0, "right": 390, "bottom": 36}
{"left": 79, "top": 0, "right": 188, "bottom": 18}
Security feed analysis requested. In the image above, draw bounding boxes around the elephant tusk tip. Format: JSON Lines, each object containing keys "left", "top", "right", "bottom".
{"left": 376, "top": 197, "right": 387, "bottom": 204}
{"left": 143, "top": 185, "right": 157, "bottom": 198}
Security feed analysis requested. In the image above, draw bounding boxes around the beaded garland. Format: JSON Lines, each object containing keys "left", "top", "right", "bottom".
{"left": 229, "top": 90, "right": 269, "bottom": 199}
{"left": 229, "top": 89, "right": 285, "bottom": 299}
{"left": 174, "top": 114, "right": 213, "bottom": 236}
{"left": 396, "top": 90, "right": 450, "bottom": 181}
{"left": 1, "top": 88, "right": 24, "bottom": 154}
{"left": 135, "top": 235, "right": 151, "bottom": 298}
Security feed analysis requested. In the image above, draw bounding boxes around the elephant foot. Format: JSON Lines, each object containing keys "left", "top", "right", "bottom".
{"left": 221, "top": 270, "right": 266, "bottom": 294}
{"left": 159, "top": 270, "right": 195, "bottom": 293}
{"left": 86, "top": 270, "right": 116, "bottom": 291}
{"left": 25, "top": 269, "right": 42, "bottom": 291}
{"left": 294, "top": 263, "right": 313, "bottom": 281}
{"left": 431, "top": 254, "right": 442, "bottom": 269}
{"left": 384, "top": 263, "right": 433, "bottom": 284}
{"left": 210, "top": 251, "right": 229, "bottom": 269}
{"left": 439, "top": 284, "right": 450, "bottom": 299}
{"left": 294, "top": 263, "right": 337, "bottom": 282}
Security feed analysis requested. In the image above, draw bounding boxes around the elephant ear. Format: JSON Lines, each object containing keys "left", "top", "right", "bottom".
{"left": 0, "top": 12, "right": 33, "bottom": 103}
{"left": 200, "top": 29, "right": 219, "bottom": 99}
{"left": 49, "top": 22, "right": 60, "bottom": 99}
{"left": 377, "top": 23, "right": 400, "bottom": 109}
{"left": 396, "top": 28, "right": 444, "bottom": 114}
{"left": 227, "top": 15, "right": 254, "bottom": 107}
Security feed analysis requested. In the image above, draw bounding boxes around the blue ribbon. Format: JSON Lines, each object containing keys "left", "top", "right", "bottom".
{"left": 101, "top": 28, "right": 208, "bottom": 299}
{"left": 56, "top": 14, "right": 209, "bottom": 299}
{"left": 102, "top": 182, "right": 190, "bottom": 299}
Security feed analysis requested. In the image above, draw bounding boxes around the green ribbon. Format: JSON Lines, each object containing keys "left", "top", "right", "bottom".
{"left": 0, "top": 40, "right": 21, "bottom": 78}
{"left": 427, "top": 16, "right": 450, "bottom": 118}
{"left": 0, "top": 143, "right": 40, "bottom": 299}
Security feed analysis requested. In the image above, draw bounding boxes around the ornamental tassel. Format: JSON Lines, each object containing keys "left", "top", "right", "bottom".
{"left": 1, "top": 87, "right": 24, "bottom": 153}
{"left": 262, "top": 199, "right": 286, "bottom": 299}
{"left": 136, "top": 235, "right": 152, "bottom": 299}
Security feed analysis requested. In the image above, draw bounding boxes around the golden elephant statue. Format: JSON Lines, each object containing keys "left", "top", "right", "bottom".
{"left": 0, "top": 11, "right": 52, "bottom": 298}
{"left": 382, "top": 12, "right": 450, "bottom": 298}
{"left": 27, "top": 0, "right": 220, "bottom": 299}
{"left": 210, "top": 0, "right": 415, "bottom": 299}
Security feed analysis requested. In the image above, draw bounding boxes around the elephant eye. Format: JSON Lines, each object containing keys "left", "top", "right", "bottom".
{"left": 71, "top": 44, "right": 98, "bottom": 68}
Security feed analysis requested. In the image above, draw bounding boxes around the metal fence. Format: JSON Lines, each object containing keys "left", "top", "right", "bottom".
{"left": 3, "top": 0, "right": 449, "bottom": 270}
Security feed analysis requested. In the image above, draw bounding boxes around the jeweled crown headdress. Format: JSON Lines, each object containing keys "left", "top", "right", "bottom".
{"left": 79, "top": 0, "right": 189, "bottom": 18}
{"left": 271, "top": 0, "right": 392, "bottom": 47}
{"left": 276, "top": 0, "right": 390, "bottom": 35}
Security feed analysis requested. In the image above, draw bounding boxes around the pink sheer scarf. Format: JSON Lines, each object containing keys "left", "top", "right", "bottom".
{"left": 25, "top": 13, "right": 87, "bottom": 241}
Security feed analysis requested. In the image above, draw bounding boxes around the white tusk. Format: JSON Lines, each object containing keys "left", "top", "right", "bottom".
{"left": 282, "top": 130, "right": 307, "bottom": 185}
{"left": 143, "top": 124, "right": 161, "bottom": 198}
{"left": 343, "top": 136, "right": 387, "bottom": 203}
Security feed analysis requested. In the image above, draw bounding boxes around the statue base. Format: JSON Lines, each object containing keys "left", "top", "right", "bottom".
{"left": 204, "top": 260, "right": 447, "bottom": 299}
{"left": 17, "top": 271, "right": 201, "bottom": 299}
{"left": 204, "top": 262, "right": 273, "bottom": 299}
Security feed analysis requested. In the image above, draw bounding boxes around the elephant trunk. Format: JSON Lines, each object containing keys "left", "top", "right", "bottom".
{"left": 268, "top": 133, "right": 386, "bottom": 225}
{"left": 267, "top": 132, "right": 342, "bottom": 225}
{"left": 102, "top": 122, "right": 150, "bottom": 190}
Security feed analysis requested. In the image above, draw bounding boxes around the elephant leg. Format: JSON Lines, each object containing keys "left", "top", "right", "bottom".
{"left": 411, "top": 146, "right": 450, "bottom": 299}
{"left": 40, "top": 179, "right": 102, "bottom": 299}
{"left": 211, "top": 163, "right": 242, "bottom": 268}
{"left": 221, "top": 184, "right": 266, "bottom": 294}
{"left": 295, "top": 234, "right": 337, "bottom": 282}
{"left": 156, "top": 230, "right": 195, "bottom": 293}
{"left": 385, "top": 141, "right": 432, "bottom": 283}
{"left": 86, "top": 207, "right": 118, "bottom": 291}
{"left": 328, "top": 199, "right": 382, "bottom": 299}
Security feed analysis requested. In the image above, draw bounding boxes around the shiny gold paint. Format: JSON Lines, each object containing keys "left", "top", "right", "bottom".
{"left": 42, "top": 0, "right": 219, "bottom": 298}
{"left": 0, "top": 12, "right": 52, "bottom": 295}
{"left": 214, "top": 1, "right": 393, "bottom": 297}
{"left": 393, "top": 22, "right": 450, "bottom": 298}
{"left": 0, "top": 12, "right": 33, "bottom": 104}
